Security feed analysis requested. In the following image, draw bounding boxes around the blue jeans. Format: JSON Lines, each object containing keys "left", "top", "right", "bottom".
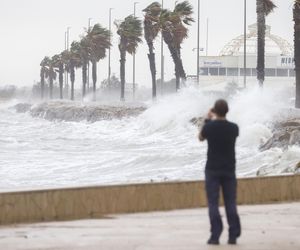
{"left": 205, "top": 173, "right": 241, "bottom": 240}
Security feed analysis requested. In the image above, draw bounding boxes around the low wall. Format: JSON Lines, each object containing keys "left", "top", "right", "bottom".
{"left": 0, "top": 175, "right": 300, "bottom": 225}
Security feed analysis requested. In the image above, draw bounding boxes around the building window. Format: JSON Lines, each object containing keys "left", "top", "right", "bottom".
{"left": 227, "top": 68, "right": 239, "bottom": 76}
{"left": 289, "top": 69, "right": 295, "bottom": 77}
{"left": 219, "top": 68, "right": 226, "bottom": 76}
{"left": 265, "top": 68, "right": 276, "bottom": 77}
{"left": 209, "top": 68, "right": 218, "bottom": 76}
{"left": 200, "top": 68, "right": 208, "bottom": 76}
{"left": 240, "top": 68, "right": 252, "bottom": 76}
{"left": 277, "top": 69, "right": 288, "bottom": 77}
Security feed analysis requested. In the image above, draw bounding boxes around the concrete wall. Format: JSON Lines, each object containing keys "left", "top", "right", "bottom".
{"left": 0, "top": 175, "right": 300, "bottom": 225}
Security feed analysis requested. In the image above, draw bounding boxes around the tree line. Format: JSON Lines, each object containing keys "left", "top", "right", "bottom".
{"left": 39, "top": 1, "right": 193, "bottom": 102}
{"left": 39, "top": 0, "right": 300, "bottom": 108}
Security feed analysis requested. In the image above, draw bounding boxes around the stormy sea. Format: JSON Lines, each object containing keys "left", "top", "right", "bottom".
{"left": 0, "top": 80, "right": 299, "bottom": 191}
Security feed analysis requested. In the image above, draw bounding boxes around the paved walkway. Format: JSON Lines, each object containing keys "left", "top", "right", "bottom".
{"left": 0, "top": 202, "right": 299, "bottom": 250}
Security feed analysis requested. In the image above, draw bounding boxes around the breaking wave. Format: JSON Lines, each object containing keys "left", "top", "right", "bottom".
{"left": 0, "top": 80, "right": 299, "bottom": 190}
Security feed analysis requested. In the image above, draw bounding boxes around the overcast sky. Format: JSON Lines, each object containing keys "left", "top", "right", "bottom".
{"left": 0, "top": 0, "right": 294, "bottom": 88}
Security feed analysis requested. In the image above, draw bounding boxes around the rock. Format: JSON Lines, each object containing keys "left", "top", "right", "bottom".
{"left": 30, "top": 101, "right": 147, "bottom": 122}
{"left": 281, "top": 121, "right": 300, "bottom": 128}
{"left": 13, "top": 103, "right": 32, "bottom": 113}
{"left": 295, "top": 162, "right": 300, "bottom": 174}
{"left": 259, "top": 130, "right": 291, "bottom": 151}
{"left": 256, "top": 164, "right": 276, "bottom": 177}
{"left": 190, "top": 117, "right": 205, "bottom": 129}
{"left": 289, "top": 130, "right": 300, "bottom": 146}
{"left": 259, "top": 119, "right": 300, "bottom": 151}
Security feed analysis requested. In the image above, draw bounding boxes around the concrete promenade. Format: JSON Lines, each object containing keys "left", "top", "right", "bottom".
{"left": 0, "top": 202, "right": 299, "bottom": 250}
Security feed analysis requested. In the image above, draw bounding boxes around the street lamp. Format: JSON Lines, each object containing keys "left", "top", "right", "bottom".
{"left": 87, "top": 18, "right": 92, "bottom": 91}
{"left": 66, "top": 27, "right": 71, "bottom": 51}
{"left": 206, "top": 18, "right": 209, "bottom": 56}
{"left": 64, "top": 31, "right": 67, "bottom": 51}
{"left": 88, "top": 18, "right": 93, "bottom": 29}
{"left": 243, "top": 0, "right": 247, "bottom": 88}
{"left": 64, "top": 27, "right": 71, "bottom": 96}
{"left": 133, "top": 2, "right": 139, "bottom": 99}
{"left": 193, "top": 47, "right": 204, "bottom": 81}
{"left": 197, "top": 0, "right": 200, "bottom": 85}
{"left": 161, "top": 0, "right": 164, "bottom": 95}
{"left": 108, "top": 9, "right": 113, "bottom": 87}
{"left": 64, "top": 31, "right": 67, "bottom": 97}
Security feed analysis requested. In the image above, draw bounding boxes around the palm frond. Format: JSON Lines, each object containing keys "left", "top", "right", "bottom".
{"left": 174, "top": 1, "right": 193, "bottom": 16}
{"left": 116, "top": 15, "right": 143, "bottom": 54}
{"left": 143, "top": 2, "right": 161, "bottom": 16}
{"left": 174, "top": 1, "right": 194, "bottom": 24}
{"left": 84, "top": 23, "right": 111, "bottom": 61}
{"left": 143, "top": 2, "right": 162, "bottom": 43}
{"left": 40, "top": 56, "right": 50, "bottom": 67}
{"left": 262, "top": 0, "right": 276, "bottom": 16}
{"left": 160, "top": 1, "right": 193, "bottom": 48}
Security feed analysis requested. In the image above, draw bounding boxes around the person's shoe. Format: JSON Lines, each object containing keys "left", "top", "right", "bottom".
{"left": 207, "top": 238, "right": 220, "bottom": 245}
{"left": 228, "top": 238, "right": 237, "bottom": 245}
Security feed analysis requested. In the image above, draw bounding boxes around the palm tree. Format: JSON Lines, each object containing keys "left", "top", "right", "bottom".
{"left": 294, "top": 0, "right": 300, "bottom": 108}
{"left": 161, "top": 1, "right": 194, "bottom": 91}
{"left": 65, "top": 47, "right": 82, "bottom": 101}
{"left": 143, "top": 2, "right": 162, "bottom": 99}
{"left": 48, "top": 57, "right": 57, "bottom": 99}
{"left": 115, "top": 15, "right": 143, "bottom": 101}
{"left": 71, "top": 40, "right": 89, "bottom": 98}
{"left": 40, "top": 57, "right": 50, "bottom": 99}
{"left": 256, "top": 0, "right": 276, "bottom": 86}
{"left": 52, "top": 54, "right": 65, "bottom": 99}
{"left": 85, "top": 24, "right": 111, "bottom": 101}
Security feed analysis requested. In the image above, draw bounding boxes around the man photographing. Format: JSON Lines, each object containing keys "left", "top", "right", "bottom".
{"left": 199, "top": 99, "right": 241, "bottom": 245}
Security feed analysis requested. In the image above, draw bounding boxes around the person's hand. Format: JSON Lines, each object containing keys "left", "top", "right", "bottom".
{"left": 207, "top": 109, "right": 215, "bottom": 120}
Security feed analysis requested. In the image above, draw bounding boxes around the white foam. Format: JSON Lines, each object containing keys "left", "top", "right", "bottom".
{"left": 0, "top": 81, "right": 299, "bottom": 190}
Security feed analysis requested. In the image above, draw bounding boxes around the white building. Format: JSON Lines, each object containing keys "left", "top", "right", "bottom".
{"left": 199, "top": 24, "right": 294, "bottom": 79}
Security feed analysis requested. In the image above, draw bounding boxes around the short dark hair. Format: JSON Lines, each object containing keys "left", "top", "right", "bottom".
{"left": 212, "top": 99, "right": 229, "bottom": 117}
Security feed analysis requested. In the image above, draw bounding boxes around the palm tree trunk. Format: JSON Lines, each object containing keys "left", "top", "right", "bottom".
{"left": 49, "top": 67, "right": 54, "bottom": 99}
{"left": 70, "top": 64, "right": 75, "bottom": 101}
{"left": 92, "top": 60, "right": 97, "bottom": 101}
{"left": 49, "top": 76, "right": 53, "bottom": 99}
{"left": 147, "top": 41, "right": 157, "bottom": 99}
{"left": 257, "top": 0, "right": 265, "bottom": 87}
{"left": 120, "top": 49, "right": 126, "bottom": 101}
{"left": 166, "top": 43, "right": 182, "bottom": 91}
{"left": 294, "top": 1, "right": 300, "bottom": 108}
{"left": 176, "top": 75, "right": 180, "bottom": 90}
{"left": 82, "top": 62, "right": 87, "bottom": 98}
{"left": 296, "top": 70, "right": 300, "bottom": 108}
{"left": 59, "top": 64, "right": 64, "bottom": 99}
{"left": 177, "top": 48, "right": 186, "bottom": 86}
{"left": 40, "top": 68, "right": 45, "bottom": 99}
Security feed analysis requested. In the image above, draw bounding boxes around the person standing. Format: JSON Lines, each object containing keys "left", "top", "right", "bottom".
{"left": 199, "top": 99, "right": 241, "bottom": 245}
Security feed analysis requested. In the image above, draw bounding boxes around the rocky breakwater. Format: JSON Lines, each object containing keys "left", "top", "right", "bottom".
{"left": 13, "top": 101, "right": 147, "bottom": 122}
{"left": 13, "top": 103, "right": 32, "bottom": 113}
{"left": 258, "top": 118, "right": 300, "bottom": 176}
{"left": 259, "top": 119, "right": 300, "bottom": 151}
{"left": 190, "top": 114, "right": 300, "bottom": 176}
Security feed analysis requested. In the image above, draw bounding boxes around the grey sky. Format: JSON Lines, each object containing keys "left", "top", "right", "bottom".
{"left": 0, "top": 0, "right": 294, "bottom": 88}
